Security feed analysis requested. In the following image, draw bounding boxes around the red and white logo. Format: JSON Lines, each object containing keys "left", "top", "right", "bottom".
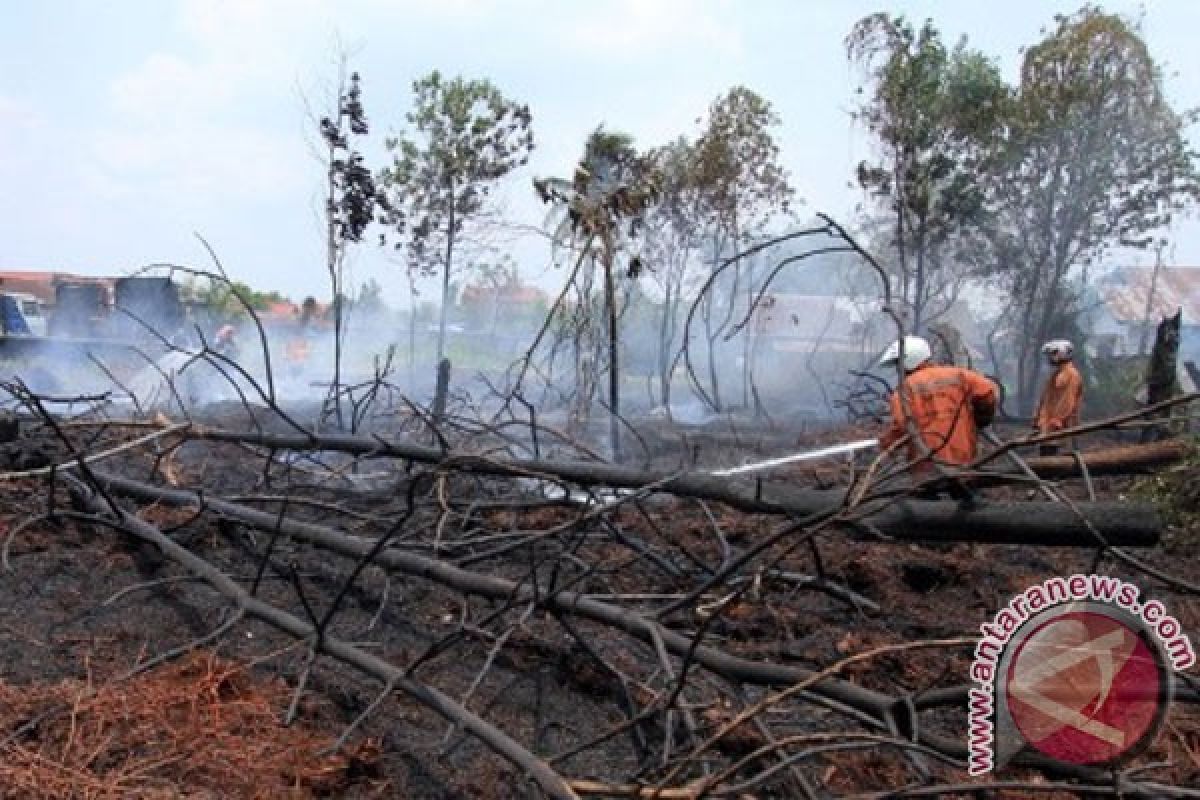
{"left": 969, "top": 576, "right": 1192, "bottom": 775}
{"left": 1002, "top": 608, "right": 1166, "bottom": 765}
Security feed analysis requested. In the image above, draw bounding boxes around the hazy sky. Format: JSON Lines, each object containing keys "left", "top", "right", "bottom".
{"left": 3, "top": 0, "right": 1199, "bottom": 308}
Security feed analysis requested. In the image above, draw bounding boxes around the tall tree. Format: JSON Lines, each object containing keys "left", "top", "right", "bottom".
{"left": 641, "top": 137, "right": 706, "bottom": 410}
{"left": 320, "top": 67, "right": 381, "bottom": 427}
{"left": 690, "top": 87, "right": 794, "bottom": 411}
{"left": 534, "top": 127, "right": 660, "bottom": 458}
{"left": 379, "top": 71, "right": 534, "bottom": 371}
{"left": 847, "top": 13, "right": 1007, "bottom": 333}
{"left": 983, "top": 7, "right": 1199, "bottom": 412}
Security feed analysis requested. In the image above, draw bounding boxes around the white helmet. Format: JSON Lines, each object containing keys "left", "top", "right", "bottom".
{"left": 879, "top": 336, "right": 932, "bottom": 372}
{"left": 1041, "top": 339, "right": 1074, "bottom": 362}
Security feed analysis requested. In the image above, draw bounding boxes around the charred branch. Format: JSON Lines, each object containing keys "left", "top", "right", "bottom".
{"left": 64, "top": 475, "right": 581, "bottom": 800}
{"left": 174, "top": 426, "right": 1161, "bottom": 547}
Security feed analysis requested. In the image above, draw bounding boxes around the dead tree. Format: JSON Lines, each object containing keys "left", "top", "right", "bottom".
{"left": 1142, "top": 307, "right": 1182, "bottom": 442}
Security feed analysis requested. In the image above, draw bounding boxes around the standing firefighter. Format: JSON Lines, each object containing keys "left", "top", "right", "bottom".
{"left": 878, "top": 335, "right": 998, "bottom": 506}
{"left": 1033, "top": 339, "right": 1083, "bottom": 456}
{"left": 284, "top": 322, "right": 312, "bottom": 378}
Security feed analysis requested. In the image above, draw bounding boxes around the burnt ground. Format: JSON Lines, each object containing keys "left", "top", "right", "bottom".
{"left": 0, "top": 410, "right": 1198, "bottom": 798}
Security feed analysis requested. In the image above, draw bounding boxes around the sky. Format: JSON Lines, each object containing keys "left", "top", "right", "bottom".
{"left": 3, "top": 0, "right": 1200, "bottom": 310}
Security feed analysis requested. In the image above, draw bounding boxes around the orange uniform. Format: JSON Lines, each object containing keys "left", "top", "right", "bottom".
{"left": 1034, "top": 362, "right": 1083, "bottom": 433}
{"left": 284, "top": 337, "right": 311, "bottom": 364}
{"left": 880, "top": 364, "right": 999, "bottom": 470}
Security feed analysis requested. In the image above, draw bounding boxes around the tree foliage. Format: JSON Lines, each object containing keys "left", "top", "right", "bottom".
{"left": 983, "top": 6, "right": 1199, "bottom": 411}
{"left": 355, "top": 278, "right": 387, "bottom": 315}
{"left": 183, "top": 278, "right": 287, "bottom": 319}
{"left": 688, "top": 86, "right": 795, "bottom": 411}
{"left": 379, "top": 71, "right": 534, "bottom": 365}
{"left": 322, "top": 72, "right": 380, "bottom": 250}
{"left": 847, "top": 13, "right": 1007, "bottom": 330}
{"left": 640, "top": 137, "right": 708, "bottom": 406}
{"left": 535, "top": 126, "right": 659, "bottom": 252}
{"left": 534, "top": 126, "right": 661, "bottom": 455}
{"left": 692, "top": 87, "right": 793, "bottom": 240}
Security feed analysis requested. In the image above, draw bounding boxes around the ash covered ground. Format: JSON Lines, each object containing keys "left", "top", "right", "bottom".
{"left": 0, "top": 390, "right": 1197, "bottom": 799}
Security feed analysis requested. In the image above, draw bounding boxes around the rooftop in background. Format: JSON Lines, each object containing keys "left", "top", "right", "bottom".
{"left": 259, "top": 300, "right": 299, "bottom": 319}
{"left": 1100, "top": 266, "right": 1200, "bottom": 325}
{"left": 0, "top": 270, "right": 116, "bottom": 305}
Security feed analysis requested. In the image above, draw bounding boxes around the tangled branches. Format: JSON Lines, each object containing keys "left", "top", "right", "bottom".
{"left": 0, "top": 358, "right": 1197, "bottom": 797}
{"left": 0, "top": 229, "right": 1198, "bottom": 796}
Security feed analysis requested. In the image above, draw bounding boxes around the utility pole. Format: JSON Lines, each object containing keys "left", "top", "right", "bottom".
{"left": 1137, "top": 240, "right": 1167, "bottom": 357}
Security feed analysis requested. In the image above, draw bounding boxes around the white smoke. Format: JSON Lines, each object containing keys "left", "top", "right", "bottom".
{"left": 118, "top": 349, "right": 248, "bottom": 413}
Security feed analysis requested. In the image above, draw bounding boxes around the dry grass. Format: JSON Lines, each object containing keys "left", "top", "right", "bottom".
{"left": 0, "top": 651, "right": 385, "bottom": 799}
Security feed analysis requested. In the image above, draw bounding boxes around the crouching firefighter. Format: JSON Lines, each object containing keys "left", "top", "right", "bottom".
{"left": 878, "top": 335, "right": 999, "bottom": 508}
{"left": 213, "top": 324, "right": 241, "bottom": 363}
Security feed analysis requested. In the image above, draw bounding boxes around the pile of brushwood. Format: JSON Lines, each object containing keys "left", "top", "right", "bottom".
{"left": 0, "top": 374, "right": 1198, "bottom": 800}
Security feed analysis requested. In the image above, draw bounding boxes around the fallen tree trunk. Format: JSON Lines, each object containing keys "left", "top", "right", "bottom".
{"left": 180, "top": 427, "right": 1161, "bottom": 547}
{"left": 1021, "top": 439, "right": 1190, "bottom": 478}
{"left": 962, "top": 440, "right": 1190, "bottom": 490}
{"left": 854, "top": 498, "right": 1155, "bottom": 546}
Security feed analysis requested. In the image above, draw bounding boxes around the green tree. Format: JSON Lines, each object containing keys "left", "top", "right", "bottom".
{"left": 983, "top": 7, "right": 1199, "bottom": 412}
{"left": 184, "top": 277, "right": 287, "bottom": 318}
{"left": 300, "top": 296, "right": 319, "bottom": 328}
{"left": 379, "top": 71, "right": 534, "bottom": 369}
{"left": 847, "top": 13, "right": 1007, "bottom": 333}
{"left": 690, "top": 87, "right": 795, "bottom": 411}
{"left": 641, "top": 137, "right": 707, "bottom": 409}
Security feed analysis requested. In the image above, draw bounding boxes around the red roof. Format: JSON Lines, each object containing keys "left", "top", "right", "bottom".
{"left": 461, "top": 283, "right": 548, "bottom": 306}
{"left": 0, "top": 271, "right": 116, "bottom": 304}
{"left": 0, "top": 271, "right": 62, "bottom": 282}
{"left": 0, "top": 270, "right": 115, "bottom": 284}
{"left": 1102, "top": 267, "right": 1200, "bottom": 324}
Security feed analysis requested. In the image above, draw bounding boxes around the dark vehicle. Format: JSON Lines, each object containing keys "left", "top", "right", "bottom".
{"left": 112, "top": 277, "right": 185, "bottom": 341}
{"left": 0, "top": 294, "right": 32, "bottom": 335}
{"left": 51, "top": 282, "right": 108, "bottom": 338}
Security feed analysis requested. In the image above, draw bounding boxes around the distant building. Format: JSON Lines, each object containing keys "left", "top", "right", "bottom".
{"left": 459, "top": 277, "right": 549, "bottom": 330}
{"left": 258, "top": 300, "right": 300, "bottom": 325}
{"left": 1087, "top": 266, "right": 1200, "bottom": 360}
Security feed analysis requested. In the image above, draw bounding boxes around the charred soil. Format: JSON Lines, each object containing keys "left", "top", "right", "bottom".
{"left": 0, "top": 413, "right": 1196, "bottom": 798}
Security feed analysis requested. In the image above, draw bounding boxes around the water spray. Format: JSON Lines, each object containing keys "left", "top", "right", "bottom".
{"left": 708, "top": 438, "right": 879, "bottom": 477}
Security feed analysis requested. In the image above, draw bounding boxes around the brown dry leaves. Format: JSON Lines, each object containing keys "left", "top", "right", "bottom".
{"left": 0, "top": 651, "right": 385, "bottom": 799}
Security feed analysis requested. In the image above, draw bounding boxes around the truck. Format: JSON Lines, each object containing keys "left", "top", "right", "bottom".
{"left": 0, "top": 276, "right": 188, "bottom": 397}
{"left": 110, "top": 276, "right": 186, "bottom": 342}
{"left": 0, "top": 292, "right": 47, "bottom": 337}
{"left": 50, "top": 282, "right": 108, "bottom": 338}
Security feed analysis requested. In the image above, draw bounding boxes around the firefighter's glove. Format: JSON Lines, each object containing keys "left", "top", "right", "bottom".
{"left": 972, "top": 403, "right": 996, "bottom": 431}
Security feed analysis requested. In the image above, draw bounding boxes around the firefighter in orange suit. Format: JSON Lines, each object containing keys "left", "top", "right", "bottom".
{"left": 879, "top": 336, "right": 998, "bottom": 507}
{"left": 213, "top": 324, "right": 239, "bottom": 361}
{"left": 284, "top": 325, "right": 311, "bottom": 377}
{"left": 1033, "top": 339, "right": 1084, "bottom": 457}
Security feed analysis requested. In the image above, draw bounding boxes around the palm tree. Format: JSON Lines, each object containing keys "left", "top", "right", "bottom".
{"left": 534, "top": 127, "right": 659, "bottom": 459}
